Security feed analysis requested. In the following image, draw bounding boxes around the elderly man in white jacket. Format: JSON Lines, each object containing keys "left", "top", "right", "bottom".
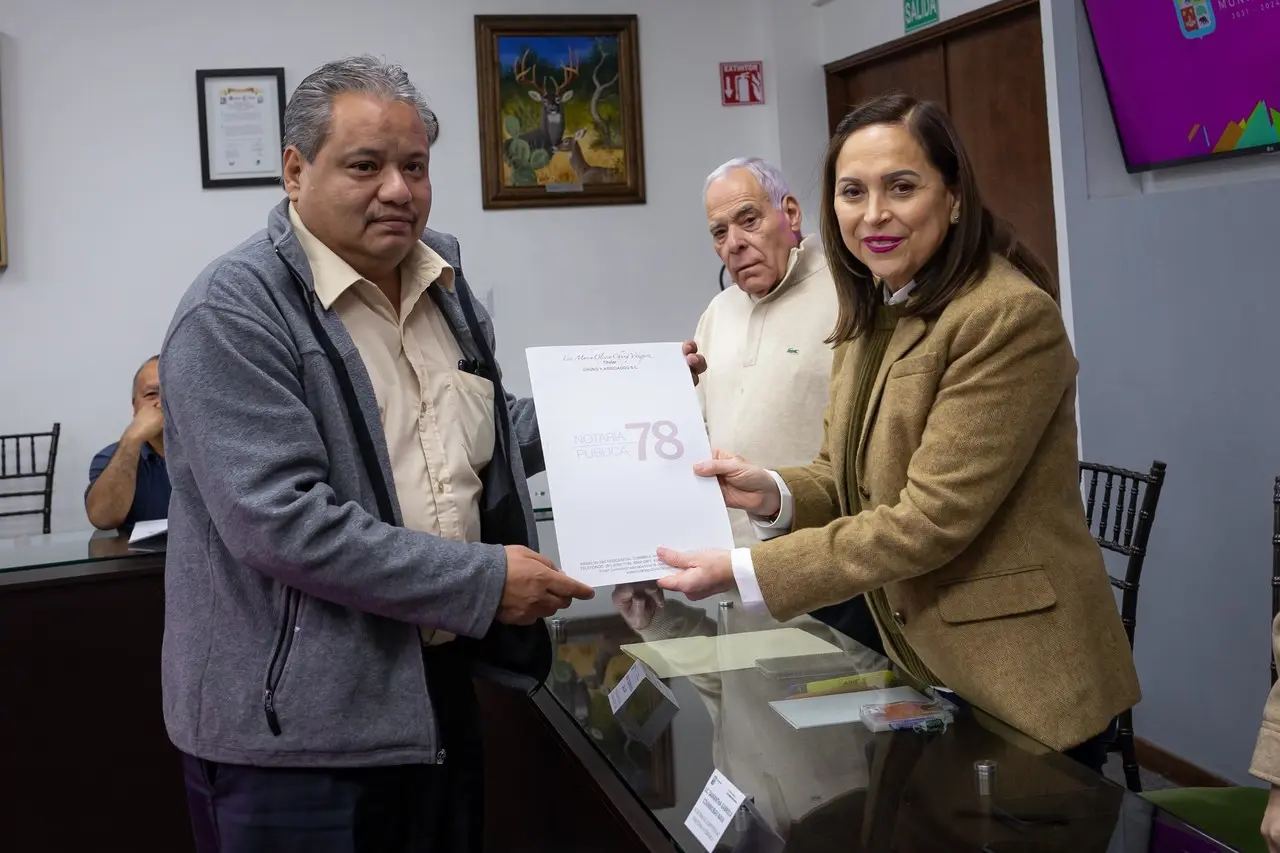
{"left": 693, "top": 157, "right": 881, "bottom": 653}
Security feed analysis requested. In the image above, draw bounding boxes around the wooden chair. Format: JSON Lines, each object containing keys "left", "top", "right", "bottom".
{"left": 0, "top": 423, "right": 61, "bottom": 534}
{"left": 1079, "top": 459, "right": 1168, "bottom": 793}
{"left": 1137, "top": 476, "right": 1280, "bottom": 853}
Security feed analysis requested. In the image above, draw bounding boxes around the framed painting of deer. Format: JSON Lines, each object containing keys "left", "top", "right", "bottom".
{"left": 474, "top": 14, "right": 645, "bottom": 209}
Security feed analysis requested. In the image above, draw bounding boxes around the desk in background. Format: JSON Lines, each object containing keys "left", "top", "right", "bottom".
{"left": 0, "top": 531, "right": 183, "bottom": 850}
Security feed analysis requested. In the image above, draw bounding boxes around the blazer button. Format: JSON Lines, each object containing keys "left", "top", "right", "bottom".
{"left": 892, "top": 610, "right": 907, "bottom": 628}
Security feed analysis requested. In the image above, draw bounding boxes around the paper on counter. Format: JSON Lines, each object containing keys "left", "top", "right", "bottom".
{"left": 128, "top": 519, "right": 168, "bottom": 543}
{"left": 525, "top": 343, "right": 733, "bottom": 587}
{"left": 621, "top": 628, "right": 840, "bottom": 678}
{"left": 769, "top": 685, "right": 927, "bottom": 730}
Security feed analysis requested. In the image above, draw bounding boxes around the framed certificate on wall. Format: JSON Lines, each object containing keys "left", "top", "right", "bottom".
{"left": 195, "top": 67, "right": 286, "bottom": 189}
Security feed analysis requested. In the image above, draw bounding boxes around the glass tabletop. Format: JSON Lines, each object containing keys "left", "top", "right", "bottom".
{"left": 0, "top": 529, "right": 166, "bottom": 574}
{"left": 539, "top": 586, "right": 1239, "bottom": 853}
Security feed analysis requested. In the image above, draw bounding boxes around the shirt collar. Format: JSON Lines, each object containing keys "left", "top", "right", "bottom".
{"left": 884, "top": 279, "right": 917, "bottom": 305}
{"left": 287, "top": 203, "right": 454, "bottom": 310}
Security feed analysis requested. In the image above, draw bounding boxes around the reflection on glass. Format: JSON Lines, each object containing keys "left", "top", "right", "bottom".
{"left": 610, "top": 583, "right": 885, "bottom": 844}
{"left": 546, "top": 612, "right": 676, "bottom": 809}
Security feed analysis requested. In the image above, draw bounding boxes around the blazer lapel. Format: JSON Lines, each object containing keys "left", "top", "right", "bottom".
{"left": 827, "top": 345, "right": 858, "bottom": 513}
{"left": 855, "top": 316, "right": 928, "bottom": 477}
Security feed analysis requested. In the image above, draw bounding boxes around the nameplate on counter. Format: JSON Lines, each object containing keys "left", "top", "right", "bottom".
{"left": 607, "top": 660, "right": 675, "bottom": 712}
{"left": 685, "top": 770, "right": 746, "bottom": 852}
{"left": 608, "top": 660, "right": 680, "bottom": 748}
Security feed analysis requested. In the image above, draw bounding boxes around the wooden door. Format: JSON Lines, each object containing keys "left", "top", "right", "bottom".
{"left": 824, "top": 0, "right": 1058, "bottom": 279}
{"left": 945, "top": 4, "right": 1057, "bottom": 275}
{"left": 827, "top": 44, "right": 947, "bottom": 134}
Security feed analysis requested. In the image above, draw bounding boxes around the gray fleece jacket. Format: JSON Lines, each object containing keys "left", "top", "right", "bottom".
{"left": 159, "top": 198, "right": 546, "bottom": 768}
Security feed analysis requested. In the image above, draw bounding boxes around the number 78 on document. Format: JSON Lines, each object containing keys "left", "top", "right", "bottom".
{"left": 573, "top": 421, "right": 685, "bottom": 461}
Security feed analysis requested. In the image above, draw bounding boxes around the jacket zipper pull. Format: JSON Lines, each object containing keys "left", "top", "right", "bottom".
{"left": 264, "top": 689, "right": 282, "bottom": 736}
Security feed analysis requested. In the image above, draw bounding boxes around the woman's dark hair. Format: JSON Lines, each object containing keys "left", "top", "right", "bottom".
{"left": 821, "top": 90, "right": 1057, "bottom": 344}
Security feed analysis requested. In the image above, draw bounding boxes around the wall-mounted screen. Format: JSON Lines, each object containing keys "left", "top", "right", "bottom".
{"left": 1082, "top": 0, "right": 1279, "bottom": 172}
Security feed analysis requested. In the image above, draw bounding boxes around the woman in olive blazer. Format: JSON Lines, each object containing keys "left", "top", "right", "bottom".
{"left": 657, "top": 91, "right": 1140, "bottom": 764}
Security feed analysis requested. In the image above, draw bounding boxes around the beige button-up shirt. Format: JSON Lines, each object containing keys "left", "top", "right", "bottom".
{"left": 289, "top": 206, "right": 496, "bottom": 643}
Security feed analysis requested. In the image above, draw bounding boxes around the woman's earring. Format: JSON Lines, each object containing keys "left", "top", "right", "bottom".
{"left": 949, "top": 205, "right": 961, "bottom": 225}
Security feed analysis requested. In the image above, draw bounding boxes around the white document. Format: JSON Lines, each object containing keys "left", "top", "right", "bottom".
{"left": 526, "top": 343, "right": 734, "bottom": 587}
{"left": 622, "top": 628, "right": 841, "bottom": 678}
{"left": 685, "top": 770, "right": 747, "bottom": 852}
{"left": 128, "top": 519, "right": 168, "bottom": 543}
{"left": 769, "top": 685, "right": 927, "bottom": 730}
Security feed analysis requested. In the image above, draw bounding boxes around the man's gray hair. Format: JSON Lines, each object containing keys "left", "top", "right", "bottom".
{"left": 703, "top": 157, "right": 793, "bottom": 209}
{"left": 283, "top": 55, "right": 439, "bottom": 161}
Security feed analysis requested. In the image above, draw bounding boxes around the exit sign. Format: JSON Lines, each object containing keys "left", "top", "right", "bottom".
{"left": 904, "top": 0, "right": 939, "bottom": 33}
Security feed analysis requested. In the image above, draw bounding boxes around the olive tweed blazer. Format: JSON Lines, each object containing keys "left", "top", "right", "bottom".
{"left": 751, "top": 256, "right": 1141, "bottom": 751}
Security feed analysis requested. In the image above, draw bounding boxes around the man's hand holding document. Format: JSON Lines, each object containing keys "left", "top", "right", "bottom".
{"left": 527, "top": 342, "right": 734, "bottom": 587}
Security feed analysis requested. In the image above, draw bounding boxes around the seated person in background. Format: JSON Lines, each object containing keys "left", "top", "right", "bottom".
{"left": 85, "top": 355, "right": 171, "bottom": 529}
{"left": 698, "top": 156, "right": 882, "bottom": 654}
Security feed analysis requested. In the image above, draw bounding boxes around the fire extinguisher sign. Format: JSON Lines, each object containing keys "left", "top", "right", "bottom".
{"left": 719, "top": 62, "right": 765, "bottom": 106}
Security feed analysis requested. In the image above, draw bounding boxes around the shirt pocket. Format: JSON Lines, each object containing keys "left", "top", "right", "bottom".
{"left": 451, "top": 370, "right": 496, "bottom": 472}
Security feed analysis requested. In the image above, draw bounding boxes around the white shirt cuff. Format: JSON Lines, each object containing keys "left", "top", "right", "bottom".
{"left": 731, "top": 547, "right": 769, "bottom": 614}
{"left": 749, "top": 470, "right": 794, "bottom": 539}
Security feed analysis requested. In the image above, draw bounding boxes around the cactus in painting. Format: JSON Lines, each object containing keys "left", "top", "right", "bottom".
{"left": 503, "top": 114, "right": 550, "bottom": 186}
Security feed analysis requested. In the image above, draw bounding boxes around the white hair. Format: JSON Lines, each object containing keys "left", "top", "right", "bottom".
{"left": 703, "top": 157, "right": 793, "bottom": 209}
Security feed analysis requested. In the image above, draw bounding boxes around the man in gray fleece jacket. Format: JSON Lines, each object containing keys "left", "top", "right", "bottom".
{"left": 159, "top": 57, "right": 614, "bottom": 853}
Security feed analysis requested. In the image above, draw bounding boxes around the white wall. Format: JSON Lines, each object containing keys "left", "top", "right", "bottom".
{"left": 765, "top": 3, "right": 827, "bottom": 227}
{"left": 0, "top": 0, "right": 782, "bottom": 533}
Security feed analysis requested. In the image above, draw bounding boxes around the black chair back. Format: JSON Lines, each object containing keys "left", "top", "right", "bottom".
{"left": 1272, "top": 476, "right": 1280, "bottom": 687}
{"left": 0, "top": 423, "right": 61, "bottom": 534}
{"left": 1079, "top": 460, "right": 1168, "bottom": 649}
{"left": 1077, "top": 458, "right": 1167, "bottom": 794}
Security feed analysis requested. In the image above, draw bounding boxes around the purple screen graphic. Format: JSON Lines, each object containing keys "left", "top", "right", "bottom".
{"left": 1083, "top": 0, "right": 1280, "bottom": 170}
